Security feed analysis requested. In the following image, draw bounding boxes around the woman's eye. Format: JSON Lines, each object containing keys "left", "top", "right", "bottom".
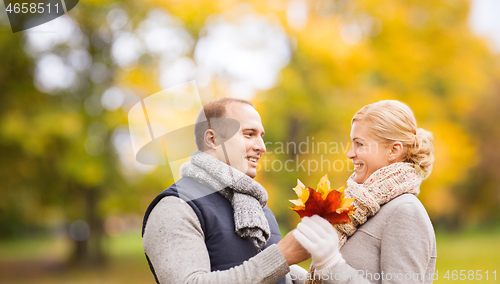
{"left": 356, "top": 142, "right": 363, "bottom": 147}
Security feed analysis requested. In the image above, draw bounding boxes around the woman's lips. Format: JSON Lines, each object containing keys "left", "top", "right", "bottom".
{"left": 353, "top": 163, "right": 364, "bottom": 171}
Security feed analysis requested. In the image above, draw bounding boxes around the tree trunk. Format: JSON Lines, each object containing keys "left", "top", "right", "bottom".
{"left": 70, "top": 186, "right": 107, "bottom": 267}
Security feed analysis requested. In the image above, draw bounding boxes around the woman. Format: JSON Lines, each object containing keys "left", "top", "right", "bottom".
{"left": 294, "top": 100, "right": 437, "bottom": 284}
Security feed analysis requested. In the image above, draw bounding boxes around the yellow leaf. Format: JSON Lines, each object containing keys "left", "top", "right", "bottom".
{"left": 293, "top": 179, "right": 309, "bottom": 204}
{"left": 289, "top": 179, "right": 309, "bottom": 209}
{"left": 317, "top": 174, "right": 332, "bottom": 200}
{"left": 290, "top": 204, "right": 306, "bottom": 211}
{"left": 289, "top": 199, "right": 304, "bottom": 207}
{"left": 337, "top": 187, "right": 355, "bottom": 213}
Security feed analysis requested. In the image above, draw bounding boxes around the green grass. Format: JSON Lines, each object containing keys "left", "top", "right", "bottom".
{"left": 0, "top": 234, "right": 70, "bottom": 262}
{"left": 0, "top": 228, "right": 499, "bottom": 283}
{"left": 0, "top": 231, "right": 153, "bottom": 284}
{"left": 434, "top": 228, "right": 500, "bottom": 283}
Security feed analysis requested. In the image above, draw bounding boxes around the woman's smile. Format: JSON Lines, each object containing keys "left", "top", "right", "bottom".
{"left": 347, "top": 123, "right": 392, "bottom": 184}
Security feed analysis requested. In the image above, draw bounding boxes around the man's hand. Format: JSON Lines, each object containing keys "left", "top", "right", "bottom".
{"left": 277, "top": 230, "right": 311, "bottom": 265}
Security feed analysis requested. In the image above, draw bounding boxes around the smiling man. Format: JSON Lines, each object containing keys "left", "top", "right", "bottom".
{"left": 142, "top": 98, "right": 309, "bottom": 284}
{"left": 196, "top": 99, "right": 264, "bottom": 179}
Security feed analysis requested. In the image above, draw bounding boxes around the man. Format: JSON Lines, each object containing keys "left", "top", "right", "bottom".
{"left": 142, "top": 98, "right": 309, "bottom": 283}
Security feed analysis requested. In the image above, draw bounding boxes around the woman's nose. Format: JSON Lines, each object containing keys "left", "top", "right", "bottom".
{"left": 347, "top": 144, "right": 355, "bottom": 159}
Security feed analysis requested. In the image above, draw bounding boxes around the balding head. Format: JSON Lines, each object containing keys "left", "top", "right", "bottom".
{"left": 194, "top": 98, "right": 265, "bottom": 178}
{"left": 194, "top": 98, "right": 253, "bottom": 151}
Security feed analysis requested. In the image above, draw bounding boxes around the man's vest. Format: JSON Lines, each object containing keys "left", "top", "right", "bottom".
{"left": 142, "top": 177, "right": 287, "bottom": 284}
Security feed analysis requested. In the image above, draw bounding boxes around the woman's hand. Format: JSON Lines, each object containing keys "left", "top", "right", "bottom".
{"left": 293, "top": 215, "right": 344, "bottom": 271}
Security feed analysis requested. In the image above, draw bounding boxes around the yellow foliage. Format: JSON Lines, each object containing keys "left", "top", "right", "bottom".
{"left": 289, "top": 179, "right": 309, "bottom": 210}
{"left": 253, "top": 0, "right": 496, "bottom": 224}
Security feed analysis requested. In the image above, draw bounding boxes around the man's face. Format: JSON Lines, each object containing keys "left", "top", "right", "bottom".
{"left": 213, "top": 102, "right": 266, "bottom": 178}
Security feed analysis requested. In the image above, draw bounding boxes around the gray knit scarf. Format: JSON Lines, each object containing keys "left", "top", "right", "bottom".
{"left": 180, "top": 151, "right": 270, "bottom": 249}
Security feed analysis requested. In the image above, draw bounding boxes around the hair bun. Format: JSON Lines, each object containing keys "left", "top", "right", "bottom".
{"left": 407, "top": 128, "right": 435, "bottom": 179}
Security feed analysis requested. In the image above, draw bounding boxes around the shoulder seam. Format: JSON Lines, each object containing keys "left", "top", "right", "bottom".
{"left": 150, "top": 196, "right": 205, "bottom": 237}
{"left": 357, "top": 228, "right": 382, "bottom": 240}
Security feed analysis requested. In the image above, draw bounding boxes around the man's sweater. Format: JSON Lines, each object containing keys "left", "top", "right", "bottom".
{"left": 143, "top": 196, "right": 294, "bottom": 283}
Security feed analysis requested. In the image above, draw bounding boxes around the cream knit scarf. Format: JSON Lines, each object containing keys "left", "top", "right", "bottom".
{"left": 307, "top": 162, "right": 422, "bottom": 284}
{"left": 335, "top": 162, "right": 422, "bottom": 247}
{"left": 180, "top": 151, "right": 270, "bottom": 249}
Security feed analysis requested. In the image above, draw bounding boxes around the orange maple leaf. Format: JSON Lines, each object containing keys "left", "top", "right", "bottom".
{"left": 290, "top": 175, "right": 355, "bottom": 225}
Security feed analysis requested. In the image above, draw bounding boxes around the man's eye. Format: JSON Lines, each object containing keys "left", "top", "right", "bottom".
{"left": 244, "top": 133, "right": 253, "bottom": 137}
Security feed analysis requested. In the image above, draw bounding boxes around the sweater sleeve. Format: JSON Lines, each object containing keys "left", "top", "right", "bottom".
{"left": 319, "top": 201, "right": 435, "bottom": 284}
{"left": 142, "top": 196, "right": 290, "bottom": 284}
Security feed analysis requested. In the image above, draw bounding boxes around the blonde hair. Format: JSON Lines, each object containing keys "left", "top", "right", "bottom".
{"left": 352, "top": 100, "right": 435, "bottom": 179}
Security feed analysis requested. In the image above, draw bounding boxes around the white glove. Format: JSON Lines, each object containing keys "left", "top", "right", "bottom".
{"left": 289, "top": 264, "right": 308, "bottom": 284}
{"left": 293, "top": 215, "right": 344, "bottom": 271}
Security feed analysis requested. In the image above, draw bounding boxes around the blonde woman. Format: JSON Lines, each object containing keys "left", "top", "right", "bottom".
{"left": 294, "top": 100, "right": 437, "bottom": 284}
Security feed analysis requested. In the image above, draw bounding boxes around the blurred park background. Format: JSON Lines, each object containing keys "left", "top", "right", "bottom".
{"left": 1, "top": 0, "right": 500, "bottom": 283}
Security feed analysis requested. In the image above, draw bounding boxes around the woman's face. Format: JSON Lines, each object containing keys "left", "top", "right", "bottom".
{"left": 347, "top": 122, "right": 392, "bottom": 184}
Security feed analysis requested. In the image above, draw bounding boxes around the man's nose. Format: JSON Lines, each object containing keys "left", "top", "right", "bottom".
{"left": 254, "top": 136, "right": 266, "bottom": 153}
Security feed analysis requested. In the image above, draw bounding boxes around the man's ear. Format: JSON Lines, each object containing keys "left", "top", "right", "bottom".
{"left": 388, "top": 141, "right": 404, "bottom": 162}
{"left": 204, "top": 129, "right": 217, "bottom": 149}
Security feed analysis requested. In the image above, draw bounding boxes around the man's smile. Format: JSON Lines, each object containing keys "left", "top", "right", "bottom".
{"left": 245, "top": 155, "right": 260, "bottom": 166}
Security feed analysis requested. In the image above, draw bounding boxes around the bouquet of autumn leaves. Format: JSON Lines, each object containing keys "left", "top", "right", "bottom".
{"left": 290, "top": 174, "right": 355, "bottom": 225}
{"left": 290, "top": 175, "right": 356, "bottom": 284}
